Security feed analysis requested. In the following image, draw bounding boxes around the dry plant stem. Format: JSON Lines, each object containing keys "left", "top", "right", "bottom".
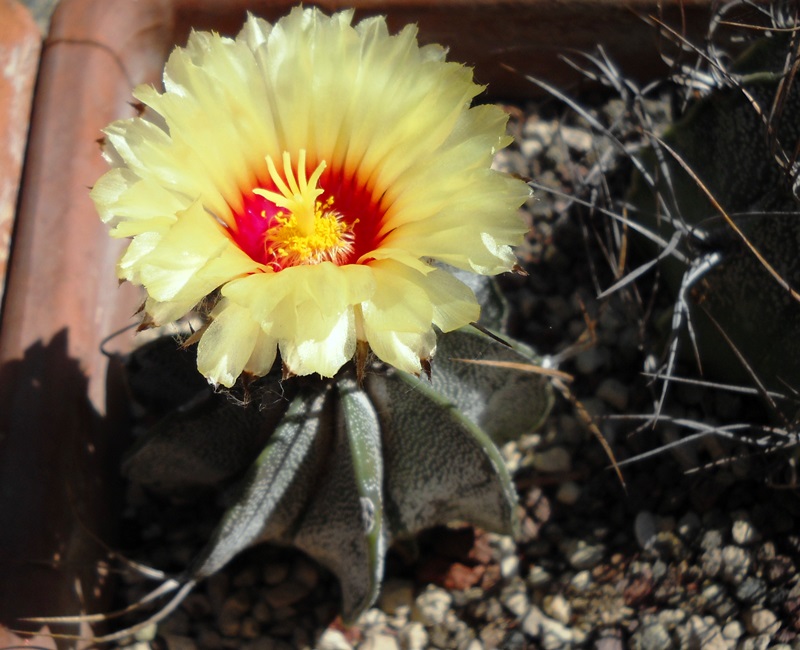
{"left": 16, "top": 580, "right": 196, "bottom": 645}
{"left": 452, "top": 358, "right": 574, "bottom": 382}
{"left": 550, "top": 377, "right": 626, "bottom": 489}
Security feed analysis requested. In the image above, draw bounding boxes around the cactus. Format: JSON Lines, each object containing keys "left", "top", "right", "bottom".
{"left": 627, "top": 32, "right": 800, "bottom": 392}
{"left": 122, "top": 275, "right": 553, "bottom": 624}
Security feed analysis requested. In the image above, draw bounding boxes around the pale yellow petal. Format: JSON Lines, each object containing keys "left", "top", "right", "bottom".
{"left": 418, "top": 268, "right": 480, "bottom": 331}
{"left": 137, "top": 202, "right": 257, "bottom": 303}
{"left": 360, "top": 259, "right": 432, "bottom": 334}
{"left": 197, "top": 299, "right": 271, "bottom": 387}
{"left": 92, "top": 168, "right": 186, "bottom": 237}
{"left": 364, "top": 327, "right": 437, "bottom": 376}
{"left": 279, "top": 308, "right": 355, "bottom": 377}
{"left": 244, "top": 327, "right": 279, "bottom": 377}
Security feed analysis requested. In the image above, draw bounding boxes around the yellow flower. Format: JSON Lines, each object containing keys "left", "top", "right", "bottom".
{"left": 92, "top": 7, "right": 529, "bottom": 387}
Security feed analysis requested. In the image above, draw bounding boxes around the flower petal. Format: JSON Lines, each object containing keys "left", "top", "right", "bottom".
{"left": 198, "top": 299, "right": 275, "bottom": 387}
{"left": 136, "top": 202, "right": 258, "bottom": 308}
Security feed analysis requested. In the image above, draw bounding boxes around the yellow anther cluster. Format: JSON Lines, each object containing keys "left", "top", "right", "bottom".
{"left": 267, "top": 197, "right": 354, "bottom": 266}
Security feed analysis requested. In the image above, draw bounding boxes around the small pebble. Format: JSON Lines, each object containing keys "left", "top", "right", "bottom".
{"left": 743, "top": 607, "right": 779, "bottom": 635}
{"left": 527, "top": 564, "right": 553, "bottom": 587}
{"left": 676, "top": 512, "right": 702, "bottom": 541}
{"left": 557, "top": 125, "right": 593, "bottom": 153}
{"left": 677, "top": 616, "right": 726, "bottom": 650}
{"left": 570, "top": 570, "right": 593, "bottom": 591}
{"left": 635, "top": 511, "right": 658, "bottom": 550}
{"left": 574, "top": 347, "right": 609, "bottom": 374}
{"left": 722, "top": 621, "right": 744, "bottom": 642}
{"left": 700, "top": 528, "right": 724, "bottom": 551}
{"left": 634, "top": 622, "right": 672, "bottom": 650}
{"left": 543, "top": 594, "right": 571, "bottom": 625}
{"left": 656, "top": 609, "right": 686, "bottom": 627}
{"left": 162, "top": 636, "right": 198, "bottom": 650}
{"left": 361, "top": 633, "right": 400, "bottom": 650}
{"left": 701, "top": 583, "right": 738, "bottom": 619}
{"left": 562, "top": 539, "right": 605, "bottom": 570}
{"left": 595, "top": 633, "right": 625, "bottom": 650}
{"left": 521, "top": 606, "right": 546, "bottom": 637}
{"left": 596, "top": 378, "right": 629, "bottom": 410}
{"left": 413, "top": 586, "right": 452, "bottom": 627}
{"left": 240, "top": 617, "right": 260, "bottom": 640}
{"left": 317, "top": 629, "right": 353, "bottom": 650}
{"left": 738, "top": 636, "right": 771, "bottom": 650}
{"left": 262, "top": 581, "right": 310, "bottom": 609}
{"left": 500, "top": 553, "right": 520, "bottom": 579}
{"left": 555, "top": 481, "right": 581, "bottom": 506}
{"left": 531, "top": 447, "right": 572, "bottom": 473}
{"left": 721, "top": 545, "right": 751, "bottom": 585}
{"left": 503, "top": 591, "right": 530, "bottom": 618}
{"left": 701, "top": 548, "right": 723, "bottom": 578}
{"left": 540, "top": 617, "right": 574, "bottom": 650}
{"left": 262, "top": 563, "right": 290, "bottom": 586}
{"left": 736, "top": 576, "right": 767, "bottom": 605}
{"left": 732, "top": 515, "right": 760, "bottom": 546}
{"left": 399, "top": 622, "right": 428, "bottom": 650}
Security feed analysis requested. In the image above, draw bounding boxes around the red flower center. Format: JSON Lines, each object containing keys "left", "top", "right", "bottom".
{"left": 230, "top": 151, "right": 385, "bottom": 271}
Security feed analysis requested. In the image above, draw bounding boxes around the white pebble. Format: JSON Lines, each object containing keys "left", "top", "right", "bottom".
{"left": 570, "top": 570, "right": 593, "bottom": 591}
{"left": 400, "top": 622, "right": 428, "bottom": 650}
{"left": 500, "top": 553, "right": 520, "bottom": 579}
{"left": 744, "top": 608, "right": 779, "bottom": 635}
{"left": 732, "top": 517, "right": 759, "bottom": 545}
{"left": 543, "top": 594, "right": 571, "bottom": 625}
{"left": 504, "top": 591, "right": 530, "bottom": 618}
{"left": 361, "top": 633, "right": 400, "bottom": 650}
{"left": 317, "top": 629, "right": 353, "bottom": 650}
{"left": 413, "top": 586, "right": 452, "bottom": 626}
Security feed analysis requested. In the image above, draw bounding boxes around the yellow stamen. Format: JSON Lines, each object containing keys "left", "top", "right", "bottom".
{"left": 253, "top": 150, "right": 354, "bottom": 267}
{"left": 254, "top": 150, "right": 326, "bottom": 236}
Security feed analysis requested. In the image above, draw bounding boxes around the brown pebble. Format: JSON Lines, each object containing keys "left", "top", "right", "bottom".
{"left": 292, "top": 556, "right": 320, "bottom": 591}
{"left": 262, "top": 563, "right": 290, "bottom": 586}
{"left": 263, "top": 581, "right": 311, "bottom": 609}
{"left": 443, "top": 562, "right": 486, "bottom": 591}
{"left": 206, "top": 573, "right": 230, "bottom": 614}
{"left": 240, "top": 616, "right": 261, "bottom": 639}
{"left": 623, "top": 573, "right": 654, "bottom": 607}
{"left": 233, "top": 567, "right": 260, "bottom": 588}
{"left": 197, "top": 629, "right": 223, "bottom": 650}
{"left": 252, "top": 600, "right": 272, "bottom": 623}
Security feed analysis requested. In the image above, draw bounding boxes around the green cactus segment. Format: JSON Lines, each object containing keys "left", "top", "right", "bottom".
{"left": 291, "top": 378, "right": 388, "bottom": 622}
{"left": 431, "top": 327, "right": 553, "bottom": 444}
{"left": 366, "top": 369, "right": 518, "bottom": 540}
{"left": 627, "top": 34, "right": 800, "bottom": 389}
{"left": 189, "top": 388, "right": 332, "bottom": 580}
{"left": 122, "top": 392, "right": 286, "bottom": 495}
